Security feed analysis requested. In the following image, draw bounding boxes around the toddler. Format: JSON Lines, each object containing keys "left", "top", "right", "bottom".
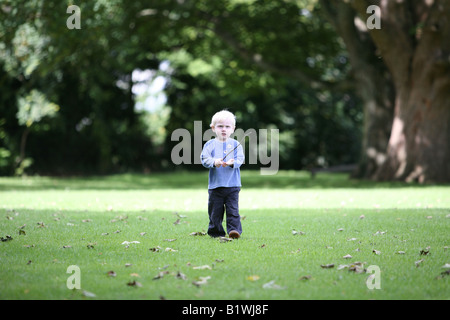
{"left": 200, "top": 110, "right": 244, "bottom": 239}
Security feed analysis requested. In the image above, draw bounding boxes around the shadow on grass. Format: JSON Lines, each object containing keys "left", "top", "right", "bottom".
{"left": 0, "top": 170, "right": 446, "bottom": 191}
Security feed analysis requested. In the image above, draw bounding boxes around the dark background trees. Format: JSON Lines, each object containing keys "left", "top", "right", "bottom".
{"left": 1, "top": 0, "right": 448, "bottom": 182}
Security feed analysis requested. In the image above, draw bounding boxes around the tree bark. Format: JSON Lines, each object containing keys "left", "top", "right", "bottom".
{"left": 350, "top": 0, "right": 450, "bottom": 183}
{"left": 18, "top": 126, "right": 30, "bottom": 166}
{"left": 319, "top": 1, "right": 395, "bottom": 179}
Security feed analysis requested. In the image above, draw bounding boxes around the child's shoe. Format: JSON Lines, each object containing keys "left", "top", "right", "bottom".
{"left": 228, "top": 230, "right": 240, "bottom": 239}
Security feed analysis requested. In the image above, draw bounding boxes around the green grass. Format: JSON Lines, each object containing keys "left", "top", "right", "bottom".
{"left": 0, "top": 171, "right": 449, "bottom": 300}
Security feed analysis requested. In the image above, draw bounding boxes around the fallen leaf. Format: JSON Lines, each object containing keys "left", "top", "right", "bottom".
{"left": 219, "top": 237, "right": 233, "bottom": 243}
{"left": 246, "top": 275, "right": 260, "bottom": 281}
{"left": 337, "top": 261, "right": 366, "bottom": 273}
{"left": 121, "top": 241, "right": 140, "bottom": 245}
{"left": 130, "top": 273, "right": 140, "bottom": 277}
{"left": 165, "top": 247, "right": 178, "bottom": 252}
{"left": 149, "top": 246, "right": 162, "bottom": 252}
{"left": 192, "top": 276, "right": 211, "bottom": 287}
{"left": 442, "top": 263, "right": 450, "bottom": 269}
{"left": 420, "top": 246, "right": 430, "bottom": 255}
{"left": 164, "top": 238, "right": 177, "bottom": 242}
{"left": 81, "top": 290, "right": 96, "bottom": 297}
{"left": 107, "top": 271, "right": 117, "bottom": 277}
{"left": 343, "top": 254, "right": 352, "bottom": 259}
{"left": 396, "top": 251, "right": 406, "bottom": 254}
{"left": 436, "top": 269, "right": 450, "bottom": 279}
{"left": 372, "top": 249, "right": 381, "bottom": 255}
{"left": 320, "top": 264, "right": 335, "bottom": 269}
{"left": 415, "top": 259, "right": 424, "bottom": 267}
{"left": 86, "top": 242, "right": 96, "bottom": 249}
{"left": 262, "top": 280, "right": 285, "bottom": 290}
{"left": 190, "top": 232, "right": 207, "bottom": 236}
{"left": 127, "top": 280, "right": 142, "bottom": 287}
{"left": 1, "top": 235, "right": 13, "bottom": 242}
{"left": 292, "top": 229, "right": 305, "bottom": 235}
{"left": 153, "top": 271, "right": 169, "bottom": 280}
{"left": 176, "top": 272, "right": 187, "bottom": 280}
{"left": 193, "top": 265, "right": 212, "bottom": 270}
{"left": 349, "top": 262, "right": 366, "bottom": 273}
{"left": 299, "top": 275, "right": 312, "bottom": 280}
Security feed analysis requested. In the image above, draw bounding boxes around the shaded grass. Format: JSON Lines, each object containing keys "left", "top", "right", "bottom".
{"left": 1, "top": 170, "right": 447, "bottom": 191}
{"left": 0, "top": 171, "right": 449, "bottom": 300}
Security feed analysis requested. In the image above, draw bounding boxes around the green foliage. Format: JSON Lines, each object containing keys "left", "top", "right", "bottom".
{"left": 0, "top": 148, "right": 11, "bottom": 169}
{"left": 16, "top": 90, "right": 59, "bottom": 127}
{"left": 0, "top": 22, "right": 48, "bottom": 78}
{"left": 0, "top": 0, "right": 361, "bottom": 175}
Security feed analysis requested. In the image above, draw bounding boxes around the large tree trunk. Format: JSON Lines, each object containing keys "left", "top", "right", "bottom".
{"left": 320, "top": 1, "right": 395, "bottom": 179}
{"left": 350, "top": 0, "right": 450, "bottom": 183}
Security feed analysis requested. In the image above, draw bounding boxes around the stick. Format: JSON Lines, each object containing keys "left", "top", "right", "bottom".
{"left": 222, "top": 134, "right": 250, "bottom": 161}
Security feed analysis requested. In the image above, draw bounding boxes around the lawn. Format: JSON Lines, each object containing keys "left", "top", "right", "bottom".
{"left": 0, "top": 171, "right": 449, "bottom": 300}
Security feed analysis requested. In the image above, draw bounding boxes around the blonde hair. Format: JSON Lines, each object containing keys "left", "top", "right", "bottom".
{"left": 210, "top": 110, "right": 236, "bottom": 127}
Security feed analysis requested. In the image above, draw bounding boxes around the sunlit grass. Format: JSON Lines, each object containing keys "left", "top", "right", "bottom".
{"left": 0, "top": 171, "right": 449, "bottom": 300}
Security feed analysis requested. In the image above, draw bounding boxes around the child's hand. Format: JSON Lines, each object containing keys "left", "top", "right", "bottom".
{"left": 222, "top": 159, "right": 235, "bottom": 167}
{"left": 214, "top": 159, "right": 224, "bottom": 167}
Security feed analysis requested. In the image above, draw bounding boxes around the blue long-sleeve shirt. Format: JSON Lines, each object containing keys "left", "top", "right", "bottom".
{"left": 201, "top": 138, "right": 245, "bottom": 189}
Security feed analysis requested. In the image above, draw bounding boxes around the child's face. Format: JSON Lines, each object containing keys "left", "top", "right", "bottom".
{"left": 212, "top": 119, "right": 235, "bottom": 141}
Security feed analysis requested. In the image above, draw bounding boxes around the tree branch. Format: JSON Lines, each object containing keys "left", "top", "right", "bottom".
{"left": 349, "top": 0, "right": 415, "bottom": 88}
{"left": 207, "top": 13, "right": 354, "bottom": 92}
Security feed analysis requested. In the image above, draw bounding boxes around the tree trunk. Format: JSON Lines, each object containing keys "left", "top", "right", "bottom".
{"left": 18, "top": 126, "right": 30, "bottom": 166}
{"left": 350, "top": 0, "right": 450, "bottom": 183}
{"left": 319, "top": 1, "right": 395, "bottom": 178}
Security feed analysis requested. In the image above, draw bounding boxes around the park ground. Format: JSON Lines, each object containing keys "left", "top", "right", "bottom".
{"left": 0, "top": 171, "right": 449, "bottom": 300}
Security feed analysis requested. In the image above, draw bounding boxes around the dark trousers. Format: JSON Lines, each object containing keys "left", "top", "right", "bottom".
{"left": 207, "top": 187, "right": 242, "bottom": 237}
